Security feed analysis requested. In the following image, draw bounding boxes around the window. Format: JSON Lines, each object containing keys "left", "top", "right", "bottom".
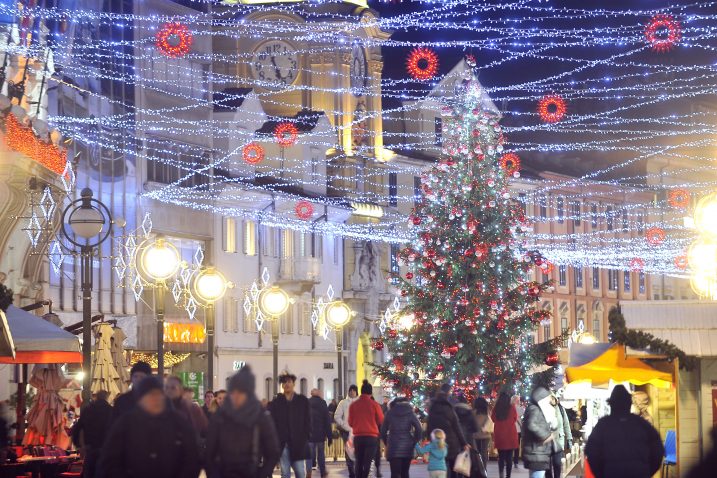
{"left": 389, "top": 172, "right": 398, "bottom": 207}
{"left": 222, "top": 217, "right": 237, "bottom": 253}
{"left": 575, "top": 266, "right": 583, "bottom": 289}
{"left": 606, "top": 206, "right": 613, "bottom": 231}
{"left": 434, "top": 117, "right": 443, "bottom": 146}
{"left": 561, "top": 316, "right": 569, "bottom": 346}
{"left": 592, "top": 268, "right": 600, "bottom": 289}
{"left": 265, "top": 378, "right": 273, "bottom": 400}
{"left": 518, "top": 193, "right": 527, "bottom": 214}
{"left": 145, "top": 136, "right": 211, "bottom": 188}
{"left": 317, "top": 378, "right": 324, "bottom": 394}
{"left": 592, "top": 317, "right": 601, "bottom": 340}
{"left": 413, "top": 177, "right": 422, "bottom": 209}
{"left": 559, "top": 265, "right": 567, "bottom": 286}
{"left": 300, "top": 233, "right": 311, "bottom": 257}
{"left": 543, "top": 323, "right": 552, "bottom": 341}
{"left": 591, "top": 204, "right": 598, "bottom": 229}
{"left": 333, "top": 235, "right": 340, "bottom": 265}
{"left": 639, "top": 272, "right": 646, "bottom": 293}
{"left": 540, "top": 195, "right": 548, "bottom": 219}
{"left": 300, "top": 378, "right": 308, "bottom": 396}
{"left": 572, "top": 201, "right": 581, "bottom": 226}
{"left": 624, "top": 271, "right": 631, "bottom": 292}
{"left": 223, "top": 297, "right": 239, "bottom": 333}
{"left": 282, "top": 230, "right": 294, "bottom": 258}
{"left": 622, "top": 208, "right": 628, "bottom": 230}
{"left": 608, "top": 270, "right": 618, "bottom": 291}
{"left": 243, "top": 220, "right": 256, "bottom": 256}
{"left": 243, "top": 302, "right": 256, "bottom": 333}
{"left": 557, "top": 197, "right": 564, "bottom": 224}
{"left": 637, "top": 212, "right": 645, "bottom": 234}
{"left": 333, "top": 379, "right": 340, "bottom": 401}
{"left": 390, "top": 244, "right": 400, "bottom": 285}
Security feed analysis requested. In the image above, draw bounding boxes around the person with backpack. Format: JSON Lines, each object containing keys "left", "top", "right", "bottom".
{"left": 380, "top": 397, "right": 422, "bottom": 478}
{"left": 205, "top": 366, "right": 281, "bottom": 478}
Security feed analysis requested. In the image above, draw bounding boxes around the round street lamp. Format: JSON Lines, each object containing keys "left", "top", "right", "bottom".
{"left": 192, "top": 267, "right": 230, "bottom": 391}
{"left": 324, "top": 300, "right": 353, "bottom": 399}
{"left": 257, "top": 284, "right": 290, "bottom": 391}
{"left": 137, "top": 237, "right": 181, "bottom": 378}
{"left": 60, "top": 188, "right": 114, "bottom": 405}
{"left": 395, "top": 312, "right": 415, "bottom": 332}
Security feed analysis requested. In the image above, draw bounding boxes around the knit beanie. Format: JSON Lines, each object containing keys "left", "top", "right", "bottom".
{"left": 228, "top": 365, "right": 256, "bottom": 394}
{"left": 134, "top": 376, "right": 163, "bottom": 400}
{"left": 360, "top": 379, "right": 372, "bottom": 395}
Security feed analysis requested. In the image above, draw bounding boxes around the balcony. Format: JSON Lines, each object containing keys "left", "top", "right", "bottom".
{"left": 279, "top": 257, "right": 322, "bottom": 284}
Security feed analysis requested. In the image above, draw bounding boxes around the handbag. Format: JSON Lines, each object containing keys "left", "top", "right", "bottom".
{"left": 345, "top": 432, "right": 356, "bottom": 462}
{"left": 482, "top": 416, "right": 494, "bottom": 434}
{"left": 469, "top": 448, "right": 488, "bottom": 478}
{"left": 453, "top": 450, "right": 472, "bottom": 477}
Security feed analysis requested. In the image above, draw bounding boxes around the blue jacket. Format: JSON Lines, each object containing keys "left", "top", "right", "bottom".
{"left": 416, "top": 441, "right": 448, "bottom": 471}
{"left": 380, "top": 400, "right": 422, "bottom": 459}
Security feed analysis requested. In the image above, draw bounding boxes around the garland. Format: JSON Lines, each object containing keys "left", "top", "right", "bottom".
{"left": 608, "top": 306, "right": 695, "bottom": 370}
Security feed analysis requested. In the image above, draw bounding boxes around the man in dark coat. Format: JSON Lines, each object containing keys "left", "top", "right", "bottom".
{"left": 427, "top": 384, "right": 468, "bottom": 478}
{"left": 268, "top": 372, "right": 310, "bottom": 478}
{"left": 71, "top": 390, "right": 113, "bottom": 478}
{"left": 111, "top": 361, "right": 151, "bottom": 421}
{"left": 100, "top": 376, "right": 200, "bottom": 478}
{"left": 380, "top": 397, "right": 422, "bottom": 478}
{"left": 307, "top": 389, "right": 333, "bottom": 478}
{"left": 206, "top": 366, "right": 281, "bottom": 478}
{"left": 585, "top": 385, "right": 664, "bottom": 478}
{"left": 521, "top": 386, "right": 554, "bottom": 478}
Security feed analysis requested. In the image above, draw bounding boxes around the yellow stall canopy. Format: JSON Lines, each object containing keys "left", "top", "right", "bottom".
{"left": 565, "top": 343, "right": 673, "bottom": 389}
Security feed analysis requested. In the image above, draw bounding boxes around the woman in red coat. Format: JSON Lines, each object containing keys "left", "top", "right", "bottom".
{"left": 491, "top": 392, "right": 519, "bottom": 478}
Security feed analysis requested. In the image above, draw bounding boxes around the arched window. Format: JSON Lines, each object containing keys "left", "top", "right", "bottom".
{"left": 265, "top": 378, "right": 273, "bottom": 401}
{"left": 333, "top": 379, "right": 340, "bottom": 401}
{"left": 300, "top": 378, "right": 308, "bottom": 396}
{"left": 317, "top": 378, "right": 324, "bottom": 394}
{"left": 542, "top": 300, "right": 553, "bottom": 341}
{"left": 592, "top": 301, "right": 604, "bottom": 340}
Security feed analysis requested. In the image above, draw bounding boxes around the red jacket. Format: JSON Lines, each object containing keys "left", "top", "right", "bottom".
{"left": 348, "top": 395, "right": 384, "bottom": 437}
{"left": 491, "top": 405, "right": 519, "bottom": 450}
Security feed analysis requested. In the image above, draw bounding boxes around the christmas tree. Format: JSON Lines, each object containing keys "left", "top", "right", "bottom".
{"left": 375, "top": 67, "right": 562, "bottom": 400}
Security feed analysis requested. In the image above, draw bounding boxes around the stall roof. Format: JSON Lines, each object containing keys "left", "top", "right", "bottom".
{"left": 565, "top": 343, "right": 673, "bottom": 389}
{"left": 621, "top": 300, "right": 717, "bottom": 358}
{"left": 0, "top": 305, "right": 82, "bottom": 364}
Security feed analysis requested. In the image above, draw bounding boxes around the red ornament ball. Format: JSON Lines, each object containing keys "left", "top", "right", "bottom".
{"left": 537, "top": 95, "right": 567, "bottom": 123}
{"left": 645, "top": 14, "right": 682, "bottom": 53}
{"left": 499, "top": 153, "right": 521, "bottom": 176}
{"left": 294, "top": 200, "right": 314, "bottom": 220}
{"left": 405, "top": 272, "right": 414, "bottom": 280}
{"left": 645, "top": 227, "right": 666, "bottom": 246}
{"left": 411, "top": 216, "right": 422, "bottom": 226}
{"left": 372, "top": 340, "right": 384, "bottom": 351}
{"left": 435, "top": 363, "right": 445, "bottom": 372}
{"left": 545, "top": 352, "right": 560, "bottom": 367}
{"left": 274, "top": 122, "right": 298, "bottom": 147}
{"left": 668, "top": 189, "right": 690, "bottom": 209}
{"left": 156, "top": 22, "right": 193, "bottom": 58}
{"left": 242, "top": 143, "right": 265, "bottom": 165}
{"left": 392, "top": 357, "right": 404, "bottom": 371}
{"left": 406, "top": 47, "right": 439, "bottom": 81}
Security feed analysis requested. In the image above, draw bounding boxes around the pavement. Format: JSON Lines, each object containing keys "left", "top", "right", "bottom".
{"left": 274, "top": 459, "right": 534, "bottom": 478}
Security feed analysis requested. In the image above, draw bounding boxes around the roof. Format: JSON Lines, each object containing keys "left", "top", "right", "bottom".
{"left": 621, "top": 300, "right": 717, "bottom": 358}
{"left": 0, "top": 305, "right": 82, "bottom": 364}
{"left": 213, "top": 87, "right": 253, "bottom": 112}
{"left": 255, "top": 109, "right": 326, "bottom": 135}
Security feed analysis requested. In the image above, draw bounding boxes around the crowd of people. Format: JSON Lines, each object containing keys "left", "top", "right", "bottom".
{"left": 62, "top": 360, "right": 717, "bottom": 478}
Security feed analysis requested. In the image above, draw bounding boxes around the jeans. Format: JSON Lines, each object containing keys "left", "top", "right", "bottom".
{"left": 388, "top": 457, "right": 411, "bottom": 478}
{"left": 529, "top": 472, "right": 546, "bottom": 478}
{"left": 545, "top": 451, "right": 563, "bottom": 478}
{"left": 280, "top": 445, "right": 306, "bottom": 478}
{"left": 514, "top": 433, "right": 522, "bottom": 464}
{"left": 354, "top": 436, "right": 379, "bottom": 478}
{"left": 340, "top": 431, "right": 356, "bottom": 478}
{"left": 308, "top": 442, "right": 327, "bottom": 476}
{"left": 498, "top": 449, "right": 514, "bottom": 478}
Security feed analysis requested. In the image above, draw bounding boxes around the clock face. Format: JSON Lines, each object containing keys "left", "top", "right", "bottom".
{"left": 251, "top": 40, "right": 299, "bottom": 90}
{"left": 350, "top": 43, "right": 367, "bottom": 97}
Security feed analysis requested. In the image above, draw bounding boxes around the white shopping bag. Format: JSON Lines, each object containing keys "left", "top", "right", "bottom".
{"left": 345, "top": 431, "right": 356, "bottom": 462}
{"left": 453, "top": 449, "right": 472, "bottom": 477}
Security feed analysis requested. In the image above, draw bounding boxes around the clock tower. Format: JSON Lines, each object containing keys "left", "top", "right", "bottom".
{"left": 213, "top": 1, "right": 390, "bottom": 159}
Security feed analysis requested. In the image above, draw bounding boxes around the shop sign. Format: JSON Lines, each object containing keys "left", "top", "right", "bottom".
{"left": 179, "top": 371, "right": 205, "bottom": 403}
{"left": 233, "top": 360, "right": 246, "bottom": 371}
{"left": 323, "top": 362, "right": 334, "bottom": 369}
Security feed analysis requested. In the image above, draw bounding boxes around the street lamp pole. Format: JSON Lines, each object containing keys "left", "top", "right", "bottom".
{"left": 336, "top": 328, "right": 343, "bottom": 399}
{"left": 325, "top": 300, "right": 353, "bottom": 401}
{"left": 60, "top": 188, "right": 113, "bottom": 404}
{"left": 258, "top": 285, "right": 290, "bottom": 393}
{"left": 206, "top": 302, "right": 214, "bottom": 389}
{"left": 271, "top": 319, "right": 279, "bottom": 389}
{"left": 155, "top": 282, "right": 166, "bottom": 378}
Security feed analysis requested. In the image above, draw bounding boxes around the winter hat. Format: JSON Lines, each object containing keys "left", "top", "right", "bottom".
{"left": 360, "top": 379, "right": 372, "bottom": 395}
{"left": 130, "top": 361, "right": 152, "bottom": 378}
{"left": 608, "top": 385, "right": 632, "bottom": 415}
{"left": 228, "top": 365, "right": 256, "bottom": 394}
{"left": 134, "top": 376, "right": 163, "bottom": 400}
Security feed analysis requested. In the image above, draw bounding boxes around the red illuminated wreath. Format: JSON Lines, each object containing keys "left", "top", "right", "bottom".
{"left": 537, "top": 95, "right": 567, "bottom": 123}
{"left": 674, "top": 255, "right": 688, "bottom": 270}
{"left": 274, "top": 122, "right": 298, "bottom": 147}
{"left": 406, "top": 47, "right": 439, "bottom": 81}
{"left": 156, "top": 22, "right": 193, "bottom": 58}
{"left": 541, "top": 261, "right": 555, "bottom": 275}
{"left": 499, "top": 153, "right": 521, "bottom": 176}
{"left": 295, "top": 200, "right": 314, "bottom": 220}
{"left": 629, "top": 258, "right": 645, "bottom": 271}
{"left": 242, "top": 143, "right": 265, "bottom": 165}
{"left": 667, "top": 189, "right": 690, "bottom": 209}
{"left": 645, "top": 227, "right": 666, "bottom": 246}
{"left": 645, "top": 14, "right": 682, "bottom": 53}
